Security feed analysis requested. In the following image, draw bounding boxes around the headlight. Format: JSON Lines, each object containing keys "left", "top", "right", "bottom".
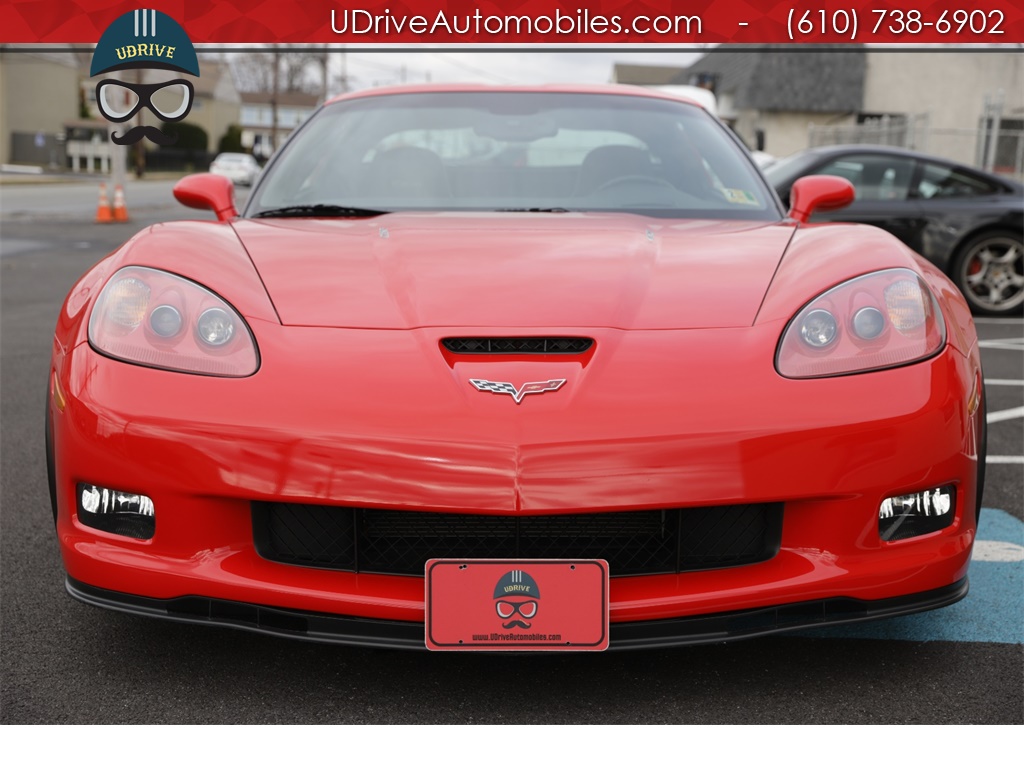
{"left": 776, "top": 269, "right": 945, "bottom": 379}
{"left": 88, "top": 266, "right": 259, "bottom": 377}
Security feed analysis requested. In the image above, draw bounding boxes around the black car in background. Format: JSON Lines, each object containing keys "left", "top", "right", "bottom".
{"left": 765, "top": 145, "right": 1024, "bottom": 316}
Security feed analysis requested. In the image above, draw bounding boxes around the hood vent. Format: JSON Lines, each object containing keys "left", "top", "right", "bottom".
{"left": 442, "top": 337, "right": 594, "bottom": 355}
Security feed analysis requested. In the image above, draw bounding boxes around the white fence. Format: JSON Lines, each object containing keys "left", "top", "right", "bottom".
{"left": 809, "top": 112, "right": 1024, "bottom": 180}
{"left": 808, "top": 114, "right": 931, "bottom": 153}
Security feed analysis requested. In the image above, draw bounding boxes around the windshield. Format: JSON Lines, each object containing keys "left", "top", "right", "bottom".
{"left": 762, "top": 152, "right": 819, "bottom": 189}
{"left": 246, "top": 91, "right": 780, "bottom": 221}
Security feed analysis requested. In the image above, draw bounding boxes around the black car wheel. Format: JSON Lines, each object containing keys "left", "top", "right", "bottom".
{"left": 952, "top": 229, "right": 1024, "bottom": 316}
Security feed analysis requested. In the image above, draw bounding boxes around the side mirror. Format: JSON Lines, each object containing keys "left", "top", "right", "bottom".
{"left": 787, "top": 175, "right": 855, "bottom": 224}
{"left": 173, "top": 173, "right": 238, "bottom": 222}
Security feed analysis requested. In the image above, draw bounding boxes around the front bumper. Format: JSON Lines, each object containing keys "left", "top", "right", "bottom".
{"left": 67, "top": 575, "right": 970, "bottom": 651}
{"left": 50, "top": 322, "right": 982, "bottom": 644}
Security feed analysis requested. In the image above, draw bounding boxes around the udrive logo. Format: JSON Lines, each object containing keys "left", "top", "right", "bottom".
{"left": 492, "top": 570, "right": 542, "bottom": 629}
{"left": 90, "top": 9, "right": 200, "bottom": 145}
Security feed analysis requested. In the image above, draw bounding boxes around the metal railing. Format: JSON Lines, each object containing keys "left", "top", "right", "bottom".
{"left": 808, "top": 115, "right": 1024, "bottom": 180}
{"left": 808, "top": 114, "right": 931, "bottom": 152}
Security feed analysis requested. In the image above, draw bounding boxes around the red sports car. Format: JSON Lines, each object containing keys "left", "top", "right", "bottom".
{"left": 48, "top": 84, "right": 985, "bottom": 651}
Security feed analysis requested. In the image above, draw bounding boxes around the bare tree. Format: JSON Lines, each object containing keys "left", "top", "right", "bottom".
{"left": 230, "top": 49, "right": 329, "bottom": 155}
{"left": 231, "top": 49, "right": 325, "bottom": 96}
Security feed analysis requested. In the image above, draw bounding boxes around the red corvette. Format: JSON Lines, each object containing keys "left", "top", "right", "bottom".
{"left": 48, "top": 85, "right": 985, "bottom": 650}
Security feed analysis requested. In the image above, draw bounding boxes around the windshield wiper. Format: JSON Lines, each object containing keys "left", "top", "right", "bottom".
{"left": 253, "top": 204, "right": 388, "bottom": 219}
{"left": 495, "top": 207, "right": 572, "bottom": 213}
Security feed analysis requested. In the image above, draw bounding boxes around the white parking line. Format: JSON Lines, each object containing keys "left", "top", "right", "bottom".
{"left": 978, "top": 338, "right": 1024, "bottom": 351}
{"left": 973, "top": 539, "right": 1024, "bottom": 561}
{"left": 987, "top": 456, "right": 1024, "bottom": 464}
{"left": 974, "top": 317, "right": 1024, "bottom": 325}
{"left": 985, "top": 379, "right": 1024, "bottom": 386}
{"left": 987, "top": 406, "right": 1024, "bottom": 424}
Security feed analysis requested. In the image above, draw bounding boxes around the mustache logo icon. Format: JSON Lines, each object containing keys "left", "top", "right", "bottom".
{"left": 111, "top": 125, "right": 178, "bottom": 146}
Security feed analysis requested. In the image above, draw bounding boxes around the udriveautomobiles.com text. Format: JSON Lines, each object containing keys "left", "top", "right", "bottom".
{"left": 330, "top": 8, "right": 703, "bottom": 36}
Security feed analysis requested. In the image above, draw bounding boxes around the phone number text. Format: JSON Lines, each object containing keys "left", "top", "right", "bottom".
{"left": 786, "top": 8, "right": 1006, "bottom": 40}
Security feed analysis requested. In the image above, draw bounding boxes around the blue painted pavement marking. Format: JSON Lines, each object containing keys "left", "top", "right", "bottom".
{"left": 796, "top": 508, "right": 1023, "bottom": 644}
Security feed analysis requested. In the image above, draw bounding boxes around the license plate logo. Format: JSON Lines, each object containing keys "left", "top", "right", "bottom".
{"left": 425, "top": 559, "right": 609, "bottom": 651}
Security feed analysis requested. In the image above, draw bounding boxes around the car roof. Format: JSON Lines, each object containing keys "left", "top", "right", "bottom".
{"left": 801, "top": 144, "right": 986, "bottom": 168}
{"left": 323, "top": 82, "right": 707, "bottom": 110}
{"left": 794, "top": 144, "right": 1022, "bottom": 188}
{"left": 806, "top": 144, "right": 939, "bottom": 158}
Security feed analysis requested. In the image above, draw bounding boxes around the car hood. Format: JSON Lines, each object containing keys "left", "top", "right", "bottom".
{"left": 231, "top": 213, "right": 793, "bottom": 330}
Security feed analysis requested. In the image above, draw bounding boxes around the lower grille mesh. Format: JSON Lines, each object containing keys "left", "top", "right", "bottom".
{"left": 253, "top": 503, "right": 782, "bottom": 577}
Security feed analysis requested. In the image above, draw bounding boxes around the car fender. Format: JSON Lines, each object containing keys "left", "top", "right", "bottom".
{"left": 55, "top": 219, "right": 280, "bottom": 354}
{"left": 756, "top": 222, "right": 925, "bottom": 325}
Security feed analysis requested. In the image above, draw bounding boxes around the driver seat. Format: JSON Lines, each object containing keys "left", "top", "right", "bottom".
{"left": 574, "top": 145, "right": 656, "bottom": 196}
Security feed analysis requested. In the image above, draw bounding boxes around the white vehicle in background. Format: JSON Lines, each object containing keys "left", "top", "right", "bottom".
{"left": 650, "top": 84, "right": 720, "bottom": 115}
{"left": 649, "top": 85, "right": 776, "bottom": 168}
{"left": 209, "top": 153, "right": 261, "bottom": 186}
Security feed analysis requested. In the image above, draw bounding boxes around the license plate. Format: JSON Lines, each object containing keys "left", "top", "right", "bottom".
{"left": 425, "top": 559, "right": 609, "bottom": 651}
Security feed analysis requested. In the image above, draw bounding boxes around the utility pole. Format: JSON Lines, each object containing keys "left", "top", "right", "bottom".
{"left": 134, "top": 67, "right": 145, "bottom": 177}
{"left": 983, "top": 90, "right": 1004, "bottom": 173}
{"left": 319, "top": 51, "right": 329, "bottom": 103}
{"left": 271, "top": 50, "right": 280, "bottom": 155}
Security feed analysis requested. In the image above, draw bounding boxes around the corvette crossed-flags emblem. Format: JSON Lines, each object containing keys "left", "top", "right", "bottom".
{"left": 469, "top": 378, "right": 566, "bottom": 404}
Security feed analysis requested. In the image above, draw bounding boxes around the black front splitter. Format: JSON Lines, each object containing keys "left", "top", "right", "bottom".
{"left": 66, "top": 576, "right": 968, "bottom": 651}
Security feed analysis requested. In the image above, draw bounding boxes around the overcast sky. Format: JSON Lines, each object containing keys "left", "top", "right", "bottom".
{"left": 330, "top": 49, "right": 707, "bottom": 90}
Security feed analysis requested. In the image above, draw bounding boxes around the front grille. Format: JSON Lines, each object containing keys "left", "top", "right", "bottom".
{"left": 252, "top": 503, "right": 782, "bottom": 577}
{"left": 442, "top": 337, "right": 593, "bottom": 354}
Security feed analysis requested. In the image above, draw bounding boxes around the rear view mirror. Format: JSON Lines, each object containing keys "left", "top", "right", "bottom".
{"left": 474, "top": 114, "right": 558, "bottom": 142}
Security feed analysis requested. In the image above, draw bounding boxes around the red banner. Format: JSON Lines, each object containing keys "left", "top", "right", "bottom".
{"left": 2, "top": 0, "right": 1023, "bottom": 44}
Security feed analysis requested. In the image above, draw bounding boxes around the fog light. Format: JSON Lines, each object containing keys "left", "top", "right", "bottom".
{"left": 77, "top": 483, "right": 155, "bottom": 539}
{"left": 879, "top": 485, "right": 955, "bottom": 541}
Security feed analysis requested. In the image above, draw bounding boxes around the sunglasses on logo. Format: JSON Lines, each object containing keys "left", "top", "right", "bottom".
{"left": 96, "top": 79, "right": 194, "bottom": 123}
{"left": 495, "top": 600, "right": 538, "bottom": 619}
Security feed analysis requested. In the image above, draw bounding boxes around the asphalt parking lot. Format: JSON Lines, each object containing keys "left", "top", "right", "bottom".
{"left": 1, "top": 177, "right": 1021, "bottom": 725}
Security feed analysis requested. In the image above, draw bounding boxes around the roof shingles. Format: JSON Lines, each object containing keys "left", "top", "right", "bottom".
{"left": 615, "top": 47, "right": 866, "bottom": 113}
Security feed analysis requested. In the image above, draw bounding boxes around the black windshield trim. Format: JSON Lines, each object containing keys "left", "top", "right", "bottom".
{"left": 253, "top": 204, "right": 389, "bottom": 219}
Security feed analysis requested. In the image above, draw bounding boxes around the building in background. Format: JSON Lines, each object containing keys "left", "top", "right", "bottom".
{"left": 614, "top": 48, "right": 1024, "bottom": 176}
{"left": 238, "top": 91, "right": 319, "bottom": 160}
{"left": 0, "top": 50, "right": 80, "bottom": 167}
{"left": 79, "top": 56, "right": 242, "bottom": 153}
{"left": 1, "top": 50, "right": 244, "bottom": 171}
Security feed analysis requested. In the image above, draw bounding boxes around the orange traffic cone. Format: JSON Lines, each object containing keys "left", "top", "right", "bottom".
{"left": 95, "top": 183, "right": 112, "bottom": 223}
{"left": 112, "top": 184, "right": 129, "bottom": 222}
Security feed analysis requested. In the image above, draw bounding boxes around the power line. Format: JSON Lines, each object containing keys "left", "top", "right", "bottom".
{"left": 427, "top": 52, "right": 518, "bottom": 84}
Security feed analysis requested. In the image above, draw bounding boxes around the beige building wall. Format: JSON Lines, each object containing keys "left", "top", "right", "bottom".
{"left": 0, "top": 57, "right": 8, "bottom": 165}
{"left": 862, "top": 51, "right": 1024, "bottom": 166}
{"left": 735, "top": 109, "right": 854, "bottom": 159}
{"left": 0, "top": 52, "right": 80, "bottom": 165}
{"left": 185, "top": 62, "right": 241, "bottom": 150}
